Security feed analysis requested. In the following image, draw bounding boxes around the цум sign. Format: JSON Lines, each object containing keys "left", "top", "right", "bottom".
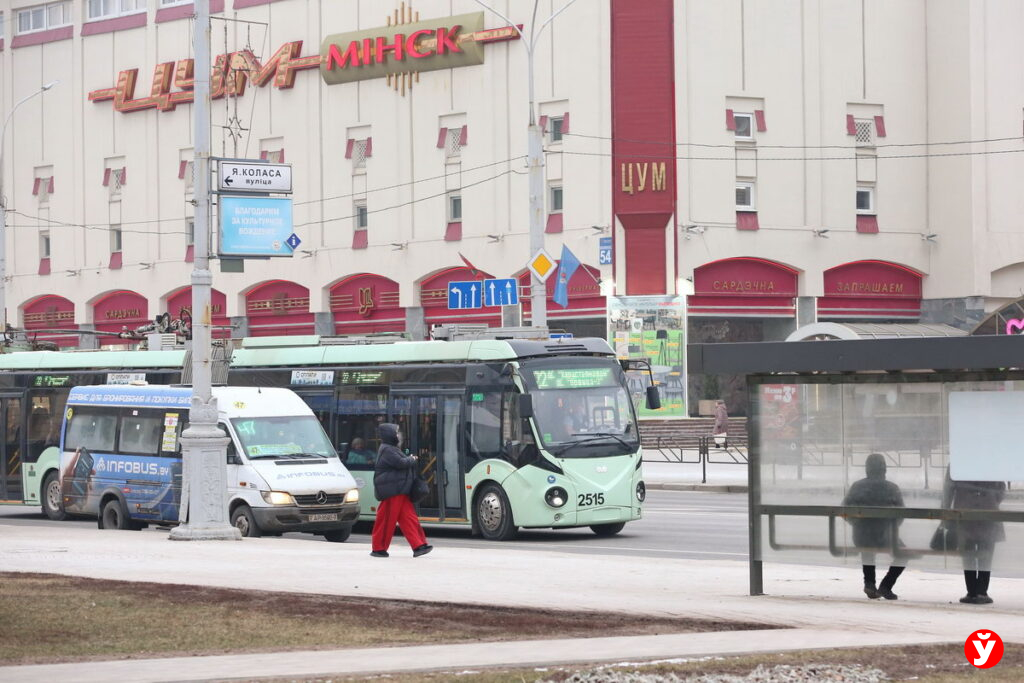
{"left": 218, "top": 161, "right": 293, "bottom": 194}
{"left": 219, "top": 196, "right": 295, "bottom": 257}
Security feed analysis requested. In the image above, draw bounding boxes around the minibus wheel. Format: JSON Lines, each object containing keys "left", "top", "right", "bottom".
{"left": 323, "top": 528, "right": 351, "bottom": 543}
{"left": 589, "top": 522, "right": 626, "bottom": 537}
{"left": 230, "top": 505, "right": 262, "bottom": 537}
{"left": 475, "top": 484, "right": 518, "bottom": 541}
{"left": 100, "top": 498, "right": 134, "bottom": 531}
{"left": 41, "top": 471, "right": 66, "bottom": 521}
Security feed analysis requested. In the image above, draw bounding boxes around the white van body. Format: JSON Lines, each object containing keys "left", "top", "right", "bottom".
{"left": 59, "top": 384, "right": 360, "bottom": 541}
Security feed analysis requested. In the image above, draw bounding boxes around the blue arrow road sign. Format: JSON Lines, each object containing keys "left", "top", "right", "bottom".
{"left": 483, "top": 278, "right": 519, "bottom": 307}
{"left": 448, "top": 281, "right": 482, "bottom": 309}
{"left": 599, "top": 236, "right": 613, "bottom": 265}
{"left": 286, "top": 233, "right": 301, "bottom": 249}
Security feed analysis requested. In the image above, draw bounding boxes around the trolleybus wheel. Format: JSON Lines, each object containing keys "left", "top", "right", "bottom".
{"left": 42, "top": 471, "right": 66, "bottom": 521}
{"left": 230, "top": 505, "right": 262, "bottom": 537}
{"left": 100, "top": 498, "right": 133, "bottom": 531}
{"left": 475, "top": 484, "right": 518, "bottom": 541}
{"left": 589, "top": 522, "right": 626, "bottom": 537}
{"left": 323, "top": 527, "right": 351, "bottom": 543}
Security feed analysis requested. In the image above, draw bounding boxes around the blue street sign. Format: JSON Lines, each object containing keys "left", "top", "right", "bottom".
{"left": 550, "top": 333, "right": 574, "bottom": 339}
{"left": 483, "top": 278, "right": 519, "bottom": 307}
{"left": 286, "top": 233, "right": 301, "bottom": 249}
{"left": 219, "top": 195, "right": 294, "bottom": 257}
{"left": 448, "top": 280, "right": 482, "bottom": 309}
{"left": 598, "top": 236, "right": 613, "bottom": 265}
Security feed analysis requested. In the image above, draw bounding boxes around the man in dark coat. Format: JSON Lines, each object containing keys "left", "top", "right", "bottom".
{"left": 944, "top": 473, "right": 1006, "bottom": 604}
{"left": 842, "top": 453, "right": 907, "bottom": 599}
{"left": 370, "top": 423, "right": 432, "bottom": 558}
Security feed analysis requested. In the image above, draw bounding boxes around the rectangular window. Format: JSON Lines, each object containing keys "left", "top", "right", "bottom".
{"left": 17, "top": 2, "right": 70, "bottom": 33}
{"left": 550, "top": 185, "right": 564, "bottom": 213}
{"left": 161, "top": 0, "right": 190, "bottom": 5}
{"left": 353, "top": 139, "right": 368, "bottom": 170}
{"left": 733, "top": 112, "right": 754, "bottom": 140}
{"left": 736, "top": 182, "right": 755, "bottom": 210}
{"left": 856, "top": 186, "right": 875, "bottom": 214}
{"left": 854, "top": 119, "right": 875, "bottom": 147}
{"left": 265, "top": 149, "right": 284, "bottom": 164}
{"left": 354, "top": 202, "right": 368, "bottom": 230}
{"left": 336, "top": 384, "right": 388, "bottom": 471}
{"left": 549, "top": 116, "right": 564, "bottom": 143}
{"left": 186, "top": 219, "right": 195, "bottom": 246}
{"left": 182, "top": 160, "right": 194, "bottom": 191}
{"left": 87, "top": 0, "right": 145, "bottom": 21}
{"left": 448, "top": 194, "right": 462, "bottom": 222}
{"left": 118, "top": 410, "right": 163, "bottom": 456}
{"left": 40, "top": 231, "right": 51, "bottom": 258}
{"left": 36, "top": 177, "right": 52, "bottom": 203}
{"left": 107, "top": 167, "right": 126, "bottom": 197}
{"left": 110, "top": 226, "right": 123, "bottom": 253}
{"left": 446, "top": 127, "right": 463, "bottom": 160}
{"left": 65, "top": 407, "right": 118, "bottom": 453}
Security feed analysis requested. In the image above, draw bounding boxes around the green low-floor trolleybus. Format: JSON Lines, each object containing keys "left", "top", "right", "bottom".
{"left": 229, "top": 333, "right": 659, "bottom": 540}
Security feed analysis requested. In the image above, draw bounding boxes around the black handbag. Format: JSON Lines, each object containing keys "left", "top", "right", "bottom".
{"left": 409, "top": 474, "right": 429, "bottom": 504}
{"left": 929, "top": 522, "right": 958, "bottom": 552}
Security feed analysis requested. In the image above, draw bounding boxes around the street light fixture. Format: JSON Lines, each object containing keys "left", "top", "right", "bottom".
{"left": 0, "top": 80, "right": 60, "bottom": 334}
{"left": 473, "top": 0, "right": 578, "bottom": 330}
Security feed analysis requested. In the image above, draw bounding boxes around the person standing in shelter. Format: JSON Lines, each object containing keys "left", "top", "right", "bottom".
{"left": 842, "top": 453, "right": 907, "bottom": 600}
{"left": 943, "top": 472, "right": 1006, "bottom": 604}
{"left": 370, "top": 423, "right": 432, "bottom": 558}
{"left": 712, "top": 399, "right": 729, "bottom": 447}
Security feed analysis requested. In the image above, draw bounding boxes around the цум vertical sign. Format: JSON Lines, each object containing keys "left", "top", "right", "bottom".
{"left": 219, "top": 196, "right": 295, "bottom": 257}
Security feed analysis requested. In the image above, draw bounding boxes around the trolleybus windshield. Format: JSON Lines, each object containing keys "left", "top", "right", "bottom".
{"left": 519, "top": 357, "right": 639, "bottom": 457}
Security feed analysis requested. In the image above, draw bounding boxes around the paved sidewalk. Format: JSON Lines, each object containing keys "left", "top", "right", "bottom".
{"left": 2, "top": 521, "right": 1021, "bottom": 682}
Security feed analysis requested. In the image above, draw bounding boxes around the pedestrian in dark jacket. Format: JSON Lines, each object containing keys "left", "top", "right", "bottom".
{"left": 370, "top": 423, "right": 432, "bottom": 558}
{"left": 942, "top": 471, "right": 1006, "bottom": 604}
{"left": 842, "top": 453, "right": 906, "bottom": 600}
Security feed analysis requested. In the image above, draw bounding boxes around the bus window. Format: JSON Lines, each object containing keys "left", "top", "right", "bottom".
{"left": 119, "top": 410, "right": 163, "bottom": 456}
{"left": 65, "top": 408, "right": 117, "bottom": 453}
{"left": 336, "top": 385, "right": 387, "bottom": 470}
{"left": 467, "top": 392, "right": 502, "bottom": 465}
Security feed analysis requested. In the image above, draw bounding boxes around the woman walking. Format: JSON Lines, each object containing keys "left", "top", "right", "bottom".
{"left": 370, "top": 423, "right": 432, "bottom": 558}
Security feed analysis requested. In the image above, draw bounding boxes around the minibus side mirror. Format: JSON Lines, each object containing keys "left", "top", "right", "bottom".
{"left": 645, "top": 385, "right": 662, "bottom": 411}
{"left": 227, "top": 452, "right": 242, "bottom": 465}
{"left": 518, "top": 394, "right": 534, "bottom": 419}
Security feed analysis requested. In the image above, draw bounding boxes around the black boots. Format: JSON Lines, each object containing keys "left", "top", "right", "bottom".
{"left": 863, "top": 565, "right": 902, "bottom": 600}
{"left": 961, "top": 570, "right": 993, "bottom": 604}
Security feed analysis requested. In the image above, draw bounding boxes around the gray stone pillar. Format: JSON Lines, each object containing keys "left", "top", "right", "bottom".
{"left": 314, "top": 312, "right": 334, "bottom": 336}
{"left": 796, "top": 296, "right": 817, "bottom": 329}
{"left": 406, "top": 306, "right": 426, "bottom": 340}
{"left": 78, "top": 324, "right": 100, "bottom": 350}
{"left": 229, "top": 316, "right": 249, "bottom": 339}
{"left": 502, "top": 304, "right": 522, "bottom": 327}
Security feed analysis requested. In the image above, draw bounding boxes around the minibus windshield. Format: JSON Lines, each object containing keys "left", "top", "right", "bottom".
{"left": 231, "top": 415, "right": 338, "bottom": 459}
{"left": 518, "top": 357, "right": 640, "bottom": 458}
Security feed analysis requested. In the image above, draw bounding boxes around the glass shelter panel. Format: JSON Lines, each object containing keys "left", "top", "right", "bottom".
{"left": 753, "top": 378, "right": 1024, "bottom": 575}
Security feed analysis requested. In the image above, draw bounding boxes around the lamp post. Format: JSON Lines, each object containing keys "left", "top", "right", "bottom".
{"left": 473, "top": 0, "right": 578, "bottom": 330}
{"left": 0, "top": 80, "right": 59, "bottom": 333}
{"left": 169, "top": 0, "right": 240, "bottom": 541}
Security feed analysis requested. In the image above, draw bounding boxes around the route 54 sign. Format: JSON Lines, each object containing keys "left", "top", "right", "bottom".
{"left": 218, "top": 161, "right": 293, "bottom": 194}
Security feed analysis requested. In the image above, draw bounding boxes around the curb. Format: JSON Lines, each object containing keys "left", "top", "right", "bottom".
{"left": 647, "top": 482, "right": 748, "bottom": 493}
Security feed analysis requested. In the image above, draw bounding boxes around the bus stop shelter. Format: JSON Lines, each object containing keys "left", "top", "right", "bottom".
{"left": 688, "top": 336, "right": 1024, "bottom": 596}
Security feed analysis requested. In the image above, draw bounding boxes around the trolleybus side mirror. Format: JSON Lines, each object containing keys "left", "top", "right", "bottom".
{"left": 645, "top": 385, "right": 662, "bottom": 411}
{"left": 518, "top": 394, "right": 534, "bottom": 419}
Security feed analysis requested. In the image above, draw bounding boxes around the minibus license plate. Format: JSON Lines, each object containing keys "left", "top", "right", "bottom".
{"left": 308, "top": 513, "right": 338, "bottom": 522}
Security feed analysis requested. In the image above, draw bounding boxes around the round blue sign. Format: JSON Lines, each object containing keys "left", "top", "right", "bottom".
{"left": 547, "top": 475, "right": 556, "bottom": 484}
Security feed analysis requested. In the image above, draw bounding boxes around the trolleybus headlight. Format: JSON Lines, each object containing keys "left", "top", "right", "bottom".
{"left": 344, "top": 488, "right": 360, "bottom": 504}
{"left": 261, "top": 490, "right": 295, "bottom": 506}
{"left": 544, "top": 486, "right": 568, "bottom": 508}
{"left": 636, "top": 481, "right": 646, "bottom": 503}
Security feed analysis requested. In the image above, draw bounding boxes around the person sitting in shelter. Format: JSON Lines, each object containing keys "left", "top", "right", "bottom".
{"left": 842, "top": 453, "right": 908, "bottom": 600}
{"left": 346, "top": 437, "right": 376, "bottom": 466}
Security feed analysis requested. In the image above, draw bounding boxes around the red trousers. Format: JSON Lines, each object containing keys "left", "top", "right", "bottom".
{"left": 371, "top": 494, "right": 427, "bottom": 551}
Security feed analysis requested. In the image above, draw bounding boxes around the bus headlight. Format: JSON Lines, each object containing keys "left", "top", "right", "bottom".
{"left": 261, "top": 491, "right": 295, "bottom": 506}
{"left": 544, "top": 486, "right": 568, "bottom": 508}
{"left": 344, "top": 488, "right": 360, "bottom": 504}
{"left": 636, "top": 481, "right": 646, "bottom": 503}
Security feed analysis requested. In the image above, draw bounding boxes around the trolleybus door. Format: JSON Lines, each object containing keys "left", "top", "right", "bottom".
{"left": 0, "top": 394, "right": 24, "bottom": 502}
{"left": 390, "top": 393, "right": 465, "bottom": 521}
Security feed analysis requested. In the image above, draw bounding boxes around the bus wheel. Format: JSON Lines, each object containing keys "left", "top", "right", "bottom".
{"left": 323, "top": 527, "right": 351, "bottom": 543}
{"left": 100, "top": 498, "right": 133, "bottom": 531}
{"left": 590, "top": 522, "right": 626, "bottom": 537}
{"left": 230, "top": 505, "right": 262, "bottom": 537}
{"left": 476, "top": 484, "right": 517, "bottom": 541}
{"left": 41, "top": 471, "right": 66, "bottom": 521}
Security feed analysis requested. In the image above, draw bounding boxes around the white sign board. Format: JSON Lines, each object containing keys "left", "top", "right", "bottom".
{"left": 218, "top": 161, "right": 293, "bottom": 194}
{"left": 949, "top": 390, "right": 1024, "bottom": 481}
{"left": 290, "top": 370, "right": 335, "bottom": 386}
{"left": 106, "top": 372, "right": 147, "bottom": 385}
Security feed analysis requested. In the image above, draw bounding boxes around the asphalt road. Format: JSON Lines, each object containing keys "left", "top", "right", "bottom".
{"left": 0, "top": 489, "right": 749, "bottom": 561}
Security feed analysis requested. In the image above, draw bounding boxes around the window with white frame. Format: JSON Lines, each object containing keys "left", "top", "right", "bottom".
{"left": 182, "top": 160, "right": 194, "bottom": 191}
{"left": 110, "top": 226, "right": 123, "bottom": 253}
{"left": 353, "top": 139, "right": 368, "bottom": 170}
{"left": 87, "top": 0, "right": 146, "bottom": 21}
{"left": 549, "top": 185, "right": 564, "bottom": 214}
{"left": 854, "top": 119, "right": 875, "bottom": 147}
{"left": 0, "top": 13, "right": 6, "bottom": 39}
{"left": 265, "top": 149, "right": 284, "bottom": 164}
{"left": 354, "top": 202, "right": 368, "bottom": 230}
{"left": 856, "top": 186, "right": 875, "bottom": 214}
{"left": 16, "top": 2, "right": 70, "bottom": 34}
{"left": 549, "top": 116, "right": 565, "bottom": 144}
{"left": 36, "top": 176, "right": 53, "bottom": 203}
{"left": 446, "top": 127, "right": 463, "bottom": 160}
{"left": 448, "top": 194, "right": 462, "bottom": 223}
{"left": 736, "top": 181, "right": 756, "bottom": 210}
{"left": 161, "top": 0, "right": 191, "bottom": 6}
{"left": 733, "top": 112, "right": 754, "bottom": 140}
{"left": 186, "top": 219, "right": 195, "bottom": 246}
{"left": 108, "top": 167, "right": 126, "bottom": 198}
{"left": 40, "top": 231, "right": 51, "bottom": 258}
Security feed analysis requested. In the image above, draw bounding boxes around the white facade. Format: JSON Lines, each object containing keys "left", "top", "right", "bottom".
{"left": 1, "top": 0, "right": 1023, "bottom": 341}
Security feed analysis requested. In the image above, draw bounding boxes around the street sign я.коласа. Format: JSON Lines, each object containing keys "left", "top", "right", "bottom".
{"left": 218, "top": 160, "right": 293, "bottom": 194}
